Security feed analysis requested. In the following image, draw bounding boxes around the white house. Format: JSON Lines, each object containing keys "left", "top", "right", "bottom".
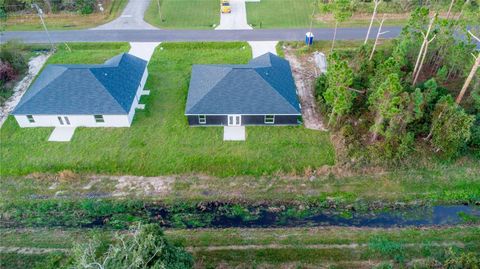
{"left": 12, "top": 53, "right": 148, "bottom": 128}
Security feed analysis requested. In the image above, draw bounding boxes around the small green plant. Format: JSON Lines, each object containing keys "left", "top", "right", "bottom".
{"left": 368, "top": 236, "right": 405, "bottom": 264}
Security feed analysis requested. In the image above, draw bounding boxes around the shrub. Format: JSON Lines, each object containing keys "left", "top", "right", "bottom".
{"left": 315, "top": 74, "right": 328, "bottom": 102}
{"left": 444, "top": 248, "right": 480, "bottom": 269}
{"left": 0, "top": 41, "right": 27, "bottom": 74}
{"left": 368, "top": 236, "right": 405, "bottom": 263}
{"left": 76, "top": 0, "right": 96, "bottom": 14}
{"left": 430, "top": 96, "right": 475, "bottom": 159}
{"left": 0, "top": 60, "right": 17, "bottom": 83}
{"left": 72, "top": 223, "right": 194, "bottom": 269}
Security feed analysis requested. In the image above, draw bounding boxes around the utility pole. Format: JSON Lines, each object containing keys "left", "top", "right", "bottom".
{"left": 307, "top": 0, "right": 318, "bottom": 47}
{"left": 31, "top": 3, "right": 55, "bottom": 51}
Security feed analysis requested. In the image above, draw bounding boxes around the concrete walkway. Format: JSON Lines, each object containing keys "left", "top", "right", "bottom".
{"left": 94, "top": 0, "right": 157, "bottom": 30}
{"left": 248, "top": 41, "right": 278, "bottom": 57}
{"left": 216, "top": 0, "right": 252, "bottom": 30}
{"left": 128, "top": 42, "right": 161, "bottom": 62}
{"left": 48, "top": 127, "right": 76, "bottom": 142}
{"left": 224, "top": 126, "right": 246, "bottom": 141}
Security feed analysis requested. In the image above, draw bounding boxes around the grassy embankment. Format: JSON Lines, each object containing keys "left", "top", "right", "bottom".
{"left": 4, "top": 0, "right": 128, "bottom": 31}
{"left": 144, "top": 0, "right": 219, "bottom": 29}
{"left": 1, "top": 226, "right": 479, "bottom": 268}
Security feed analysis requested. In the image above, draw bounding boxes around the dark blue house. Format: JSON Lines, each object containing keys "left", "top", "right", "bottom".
{"left": 185, "top": 53, "right": 301, "bottom": 126}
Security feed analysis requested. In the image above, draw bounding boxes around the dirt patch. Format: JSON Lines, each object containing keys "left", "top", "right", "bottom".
{"left": 106, "top": 175, "right": 175, "bottom": 197}
{"left": 284, "top": 47, "right": 326, "bottom": 131}
{"left": 0, "top": 246, "right": 68, "bottom": 254}
{"left": 187, "top": 241, "right": 464, "bottom": 252}
{"left": 0, "top": 53, "right": 51, "bottom": 127}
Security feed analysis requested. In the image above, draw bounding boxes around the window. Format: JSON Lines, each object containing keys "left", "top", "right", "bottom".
{"left": 265, "top": 115, "right": 275, "bottom": 124}
{"left": 94, "top": 115, "right": 105, "bottom": 123}
{"left": 64, "top": 116, "right": 70, "bottom": 125}
{"left": 26, "top": 115, "right": 35, "bottom": 123}
{"left": 58, "top": 116, "right": 64, "bottom": 125}
{"left": 198, "top": 115, "right": 206, "bottom": 124}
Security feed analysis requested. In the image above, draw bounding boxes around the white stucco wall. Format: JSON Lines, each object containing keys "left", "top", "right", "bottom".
{"left": 14, "top": 67, "right": 149, "bottom": 128}
{"left": 128, "top": 67, "right": 148, "bottom": 123}
{"left": 15, "top": 114, "right": 131, "bottom": 128}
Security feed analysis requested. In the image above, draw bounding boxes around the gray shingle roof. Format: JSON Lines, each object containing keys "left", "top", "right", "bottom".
{"left": 185, "top": 53, "right": 301, "bottom": 115}
{"left": 12, "top": 53, "right": 147, "bottom": 115}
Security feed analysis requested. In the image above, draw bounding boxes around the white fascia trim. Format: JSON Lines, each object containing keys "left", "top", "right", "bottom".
{"left": 185, "top": 113, "right": 302, "bottom": 116}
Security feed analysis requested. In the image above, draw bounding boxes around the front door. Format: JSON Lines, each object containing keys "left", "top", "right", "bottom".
{"left": 228, "top": 115, "right": 241, "bottom": 126}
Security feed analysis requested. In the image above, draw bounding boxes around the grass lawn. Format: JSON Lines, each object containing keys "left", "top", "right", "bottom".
{"left": 4, "top": 0, "right": 128, "bottom": 31}
{"left": 1, "top": 226, "right": 479, "bottom": 268}
{"left": 246, "top": 0, "right": 410, "bottom": 29}
{"left": 144, "top": 0, "right": 219, "bottom": 29}
{"left": 0, "top": 42, "right": 335, "bottom": 177}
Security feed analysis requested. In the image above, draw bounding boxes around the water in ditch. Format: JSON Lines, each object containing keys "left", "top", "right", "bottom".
{"left": 147, "top": 205, "right": 480, "bottom": 229}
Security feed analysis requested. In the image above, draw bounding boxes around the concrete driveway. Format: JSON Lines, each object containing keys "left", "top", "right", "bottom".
{"left": 128, "top": 42, "right": 160, "bottom": 62}
{"left": 216, "top": 0, "right": 252, "bottom": 30}
{"left": 94, "top": 0, "right": 157, "bottom": 30}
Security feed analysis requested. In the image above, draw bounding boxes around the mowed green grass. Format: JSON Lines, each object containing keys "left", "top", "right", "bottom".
{"left": 0, "top": 42, "right": 335, "bottom": 177}
{"left": 246, "top": 0, "right": 323, "bottom": 29}
{"left": 144, "top": 0, "right": 219, "bottom": 29}
{"left": 246, "top": 0, "right": 410, "bottom": 29}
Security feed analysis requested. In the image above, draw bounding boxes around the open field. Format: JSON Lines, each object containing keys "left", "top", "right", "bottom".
{"left": 0, "top": 42, "right": 335, "bottom": 177}
{"left": 245, "top": 0, "right": 412, "bottom": 29}
{"left": 1, "top": 226, "right": 479, "bottom": 268}
{"left": 144, "top": 0, "right": 219, "bottom": 29}
{"left": 245, "top": 0, "right": 472, "bottom": 29}
{"left": 4, "top": 0, "right": 128, "bottom": 31}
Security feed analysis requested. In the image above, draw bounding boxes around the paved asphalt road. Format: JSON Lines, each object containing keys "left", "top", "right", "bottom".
{"left": 1, "top": 27, "right": 403, "bottom": 43}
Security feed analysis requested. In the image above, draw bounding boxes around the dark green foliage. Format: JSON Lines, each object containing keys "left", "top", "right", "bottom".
{"left": 430, "top": 96, "right": 475, "bottom": 159}
{"left": 0, "top": 41, "right": 27, "bottom": 76}
{"left": 2, "top": 199, "right": 148, "bottom": 228}
{"left": 0, "top": 40, "right": 28, "bottom": 104}
{"left": 314, "top": 73, "right": 327, "bottom": 102}
{"left": 310, "top": 7, "right": 479, "bottom": 163}
{"left": 324, "top": 52, "right": 355, "bottom": 126}
{"left": 76, "top": 0, "right": 95, "bottom": 14}
{"left": 72, "top": 223, "right": 194, "bottom": 269}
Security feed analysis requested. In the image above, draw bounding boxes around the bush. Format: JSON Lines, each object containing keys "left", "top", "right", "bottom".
{"left": 314, "top": 74, "right": 328, "bottom": 102}
{"left": 72, "top": 223, "right": 194, "bottom": 269}
{"left": 430, "top": 96, "right": 475, "bottom": 159}
{"left": 0, "top": 41, "right": 27, "bottom": 74}
{"left": 0, "top": 60, "right": 17, "bottom": 83}
{"left": 368, "top": 236, "right": 405, "bottom": 264}
{"left": 444, "top": 248, "right": 480, "bottom": 269}
{"left": 76, "top": 0, "right": 96, "bottom": 14}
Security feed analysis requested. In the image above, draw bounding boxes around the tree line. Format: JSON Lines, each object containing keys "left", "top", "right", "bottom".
{"left": 316, "top": 6, "right": 479, "bottom": 163}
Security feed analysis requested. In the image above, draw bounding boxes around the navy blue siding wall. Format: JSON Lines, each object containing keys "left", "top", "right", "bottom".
{"left": 188, "top": 115, "right": 299, "bottom": 126}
